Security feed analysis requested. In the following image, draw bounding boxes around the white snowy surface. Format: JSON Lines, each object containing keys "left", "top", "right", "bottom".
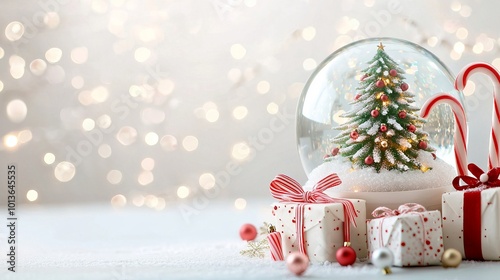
{"left": 1, "top": 202, "right": 499, "bottom": 279}
{"left": 305, "top": 152, "right": 456, "bottom": 192}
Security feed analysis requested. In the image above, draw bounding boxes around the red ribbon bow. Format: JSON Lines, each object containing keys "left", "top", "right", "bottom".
{"left": 372, "top": 203, "right": 426, "bottom": 218}
{"left": 270, "top": 173, "right": 357, "bottom": 256}
{"left": 452, "top": 163, "right": 500, "bottom": 191}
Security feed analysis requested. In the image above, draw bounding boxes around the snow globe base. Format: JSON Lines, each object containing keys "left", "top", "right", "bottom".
{"left": 304, "top": 152, "right": 456, "bottom": 217}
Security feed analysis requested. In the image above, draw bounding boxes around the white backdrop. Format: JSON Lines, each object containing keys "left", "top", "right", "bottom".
{"left": 0, "top": 0, "right": 498, "bottom": 210}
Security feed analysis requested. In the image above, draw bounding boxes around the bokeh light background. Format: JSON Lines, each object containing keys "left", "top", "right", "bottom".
{"left": 0, "top": 0, "right": 499, "bottom": 210}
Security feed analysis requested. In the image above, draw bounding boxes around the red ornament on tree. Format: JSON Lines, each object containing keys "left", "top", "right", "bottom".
{"left": 408, "top": 124, "right": 416, "bottom": 133}
{"left": 380, "top": 94, "right": 389, "bottom": 102}
{"left": 418, "top": 141, "right": 428, "bottom": 150}
{"left": 239, "top": 224, "right": 257, "bottom": 241}
{"left": 371, "top": 109, "right": 380, "bottom": 118}
{"left": 354, "top": 93, "right": 361, "bottom": 100}
{"left": 398, "top": 111, "right": 407, "bottom": 119}
{"left": 376, "top": 80, "right": 385, "bottom": 88}
{"left": 365, "top": 156, "right": 374, "bottom": 165}
{"left": 401, "top": 82, "right": 409, "bottom": 91}
{"left": 389, "top": 69, "right": 398, "bottom": 77}
{"left": 380, "top": 124, "right": 388, "bottom": 132}
{"left": 361, "top": 74, "right": 368, "bottom": 81}
{"left": 331, "top": 147, "right": 339, "bottom": 156}
{"left": 350, "top": 130, "right": 359, "bottom": 140}
{"left": 336, "top": 246, "right": 356, "bottom": 266}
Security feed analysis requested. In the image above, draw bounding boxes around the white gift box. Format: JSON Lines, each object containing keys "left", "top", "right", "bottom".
{"left": 272, "top": 199, "right": 367, "bottom": 263}
{"left": 442, "top": 188, "right": 500, "bottom": 260}
{"left": 367, "top": 210, "right": 443, "bottom": 266}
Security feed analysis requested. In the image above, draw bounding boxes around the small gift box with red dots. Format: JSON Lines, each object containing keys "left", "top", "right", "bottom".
{"left": 442, "top": 164, "right": 500, "bottom": 261}
{"left": 272, "top": 200, "right": 367, "bottom": 263}
{"left": 366, "top": 203, "right": 443, "bottom": 266}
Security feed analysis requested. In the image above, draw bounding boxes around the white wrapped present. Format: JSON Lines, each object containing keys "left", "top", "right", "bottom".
{"left": 270, "top": 173, "right": 367, "bottom": 263}
{"left": 367, "top": 203, "right": 443, "bottom": 266}
{"left": 443, "top": 163, "right": 500, "bottom": 260}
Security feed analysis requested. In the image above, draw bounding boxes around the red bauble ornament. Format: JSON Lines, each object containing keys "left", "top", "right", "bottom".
{"left": 401, "top": 82, "right": 409, "bottom": 91}
{"left": 398, "top": 111, "right": 407, "bottom": 119}
{"left": 418, "top": 141, "right": 428, "bottom": 150}
{"left": 336, "top": 246, "right": 357, "bottom": 266}
{"left": 380, "top": 94, "right": 389, "bottom": 102}
{"left": 371, "top": 109, "right": 380, "bottom": 118}
{"left": 331, "top": 147, "right": 340, "bottom": 156}
{"left": 408, "top": 124, "right": 416, "bottom": 133}
{"left": 286, "top": 252, "right": 309, "bottom": 276}
{"left": 365, "top": 156, "right": 374, "bottom": 165}
{"left": 239, "top": 223, "right": 257, "bottom": 241}
{"left": 354, "top": 94, "right": 361, "bottom": 100}
{"left": 376, "top": 80, "right": 385, "bottom": 88}
{"left": 389, "top": 69, "right": 398, "bottom": 77}
{"left": 350, "top": 130, "right": 359, "bottom": 140}
{"left": 380, "top": 124, "right": 388, "bottom": 132}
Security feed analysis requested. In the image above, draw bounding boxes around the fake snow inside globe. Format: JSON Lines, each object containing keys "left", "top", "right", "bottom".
{"left": 297, "top": 38, "right": 464, "bottom": 215}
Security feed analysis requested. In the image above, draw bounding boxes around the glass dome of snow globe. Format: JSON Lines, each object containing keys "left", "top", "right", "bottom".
{"left": 296, "top": 38, "right": 464, "bottom": 214}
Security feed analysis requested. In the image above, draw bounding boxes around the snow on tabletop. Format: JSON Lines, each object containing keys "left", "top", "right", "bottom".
{"left": 304, "top": 152, "right": 455, "bottom": 192}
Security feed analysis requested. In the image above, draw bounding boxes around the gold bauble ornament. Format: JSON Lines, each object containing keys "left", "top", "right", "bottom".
{"left": 442, "top": 248, "right": 462, "bottom": 268}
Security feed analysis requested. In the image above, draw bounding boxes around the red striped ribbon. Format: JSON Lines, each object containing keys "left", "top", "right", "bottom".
{"left": 270, "top": 173, "right": 357, "bottom": 255}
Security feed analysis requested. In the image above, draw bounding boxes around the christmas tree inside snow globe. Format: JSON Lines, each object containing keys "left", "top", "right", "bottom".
{"left": 330, "top": 43, "right": 435, "bottom": 172}
{"left": 300, "top": 39, "right": 459, "bottom": 215}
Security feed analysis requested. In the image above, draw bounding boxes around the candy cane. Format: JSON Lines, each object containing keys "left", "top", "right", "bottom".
{"left": 420, "top": 93, "right": 468, "bottom": 176}
{"left": 455, "top": 62, "right": 500, "bottom": 169}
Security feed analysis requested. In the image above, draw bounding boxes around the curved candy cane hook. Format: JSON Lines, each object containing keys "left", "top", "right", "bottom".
{"left": 420, "top": 93, "right": 468, "bottom": 176}
{"left": 455, "top": 63, "right": 500, "bottom": 169}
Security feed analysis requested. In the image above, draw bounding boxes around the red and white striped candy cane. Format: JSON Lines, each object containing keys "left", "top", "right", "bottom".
{"left": 420, "top": 93, "right": 468, "bottom": 176}
{"left": 455, "top": 62, "right": 500, "bottom": 169}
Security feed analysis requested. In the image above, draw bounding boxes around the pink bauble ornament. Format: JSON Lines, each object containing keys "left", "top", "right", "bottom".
{"left": 380, "top": 94, "right": 389, "bottom": 102}
{"left": 376, "top": 80, "right": 385, "bottom": 88}
{"left": 336, "top": 246, "right": 356, "bottom": 266}
{"left": 331, "top": 147, "right": 339, "bottom": 156}
{"left": 400, "top": 82, "right": 409, "bottom": 91}
{"left": 361, "top": 74, "right": 368, "bottom": 81}
{"left": 239, "top": 223, "right": 257, "bottom": 241}
{"left": 380, "top": 124, "right": 388, "bottom": 132}
{"left": 371, "top": 109, "right": 379, "bottom": 118}
{"left": 354, "top": 94, "right": 361, "bottom": 100}
{"left": 408, "top": 124, "right": 416, "bottom": 133}
{"left": 389, "top": 69, "right": 398, "bottom": 77}
{"left": 350, "top": 130, "right": 359, "bottom": 140}
{"left": 398, "top": 111, "right": 407, "bottom": 119}
{"left": 365, "top": 156, "right": 374, "bottom": 165}
{"left": 286, "top": 252, "right": 309, "bottom": 276}
{"left": 418, "top": 141, "right": 428, "bottom": 150}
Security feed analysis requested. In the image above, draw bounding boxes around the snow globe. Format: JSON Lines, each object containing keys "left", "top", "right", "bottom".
{"left": 297, "top": 38, "right": 464, "bottom": 215}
